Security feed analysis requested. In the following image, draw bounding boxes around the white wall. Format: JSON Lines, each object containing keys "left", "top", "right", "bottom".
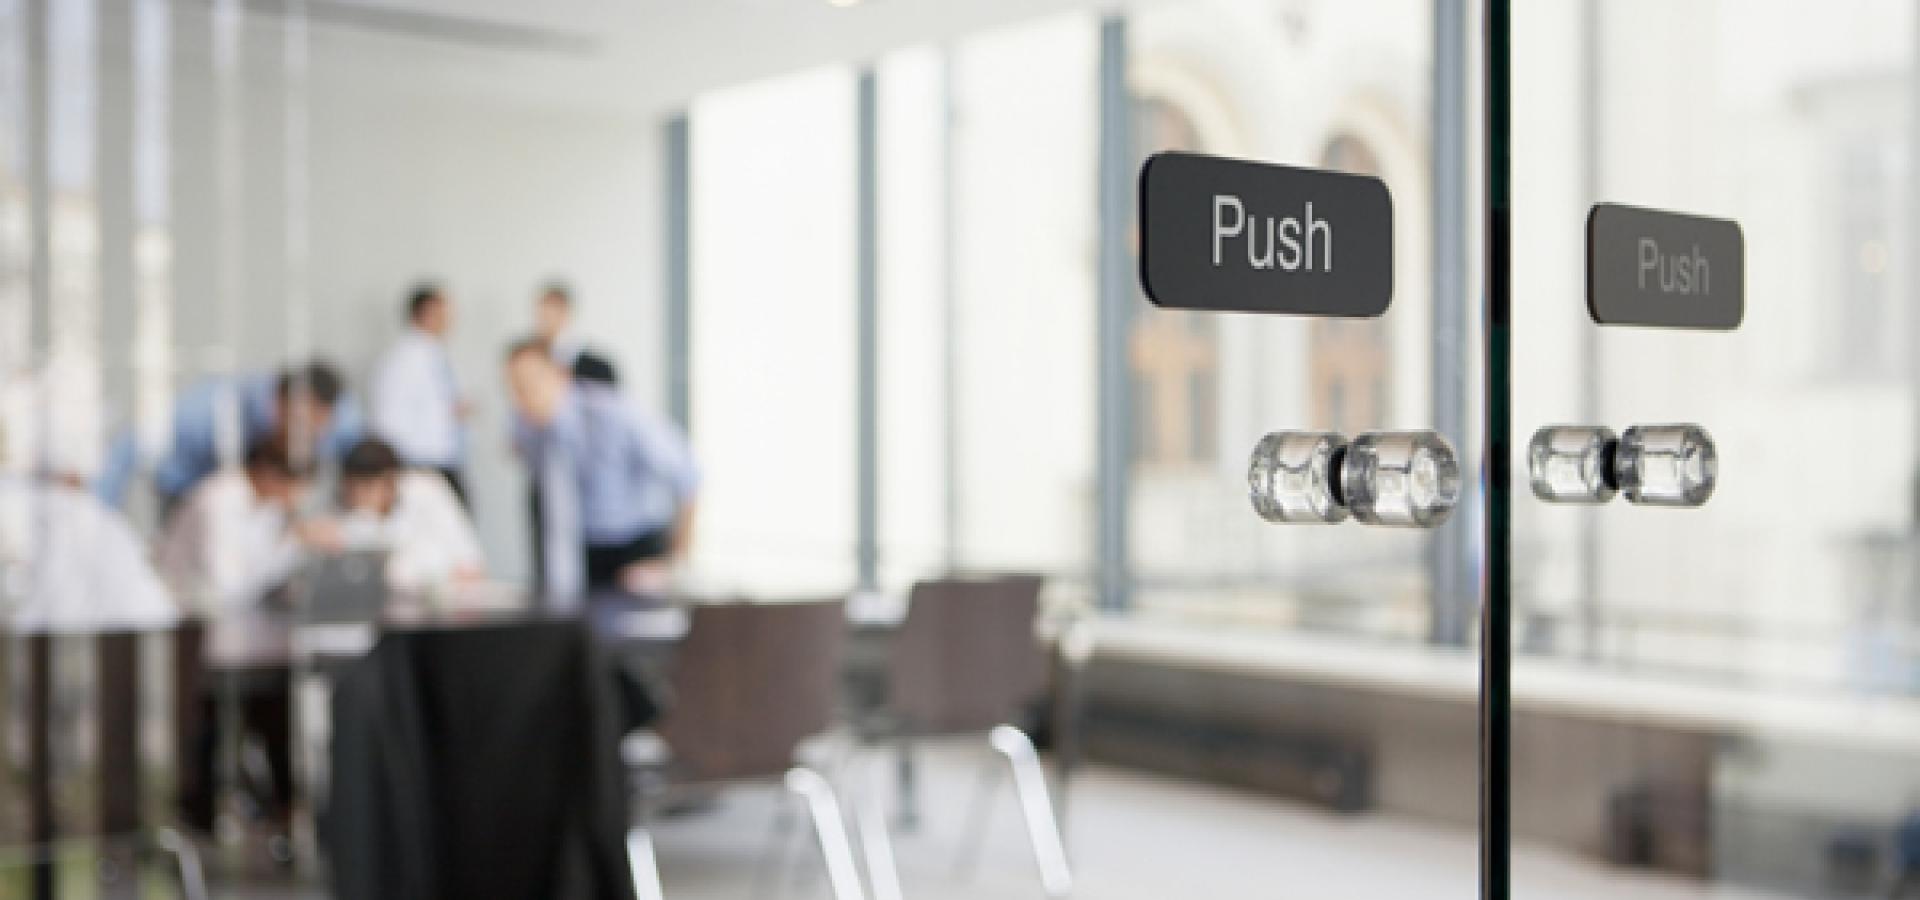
{"left": 151, "top": 12, "right": 665, "bottom": 580}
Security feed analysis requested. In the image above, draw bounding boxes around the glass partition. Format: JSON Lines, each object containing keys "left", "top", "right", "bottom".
{"left": 1510, "top": 1, "right": 1920, "bottom": 895}
{"left": 1, "top": 0, "right": 1495, "bottom": 896}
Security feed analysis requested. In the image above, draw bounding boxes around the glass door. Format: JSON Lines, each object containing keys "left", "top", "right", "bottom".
{"left": 1507, "top": 1, "right": 1920, "bottom": 897}
{"left": 1109, "top": 1, "right": 1485, "bottom": 897}
{"left": 679, "top": 1, "right": 1490, "bottom": 897}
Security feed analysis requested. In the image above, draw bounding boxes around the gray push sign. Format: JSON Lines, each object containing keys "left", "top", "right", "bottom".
{"left": 1139, "top": 151, "right": 1394, "bottom": 317}
{"left": 1587, "top": 203, "right": 1744, "bottom": 330}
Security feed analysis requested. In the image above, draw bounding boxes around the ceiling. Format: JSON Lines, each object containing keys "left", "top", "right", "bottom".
{"left": 277, "top": 0, "right": 1143, "bottom": 115}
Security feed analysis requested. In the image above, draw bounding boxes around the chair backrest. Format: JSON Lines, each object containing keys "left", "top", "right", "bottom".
{"left": 327, "top": 621, "right": 635, "bottom": 900}
{"left": 656, "top": 599, "right": 847, "bottom": 782}
{"left": 887, "top": 575, "right": 1046, "bottom": 735}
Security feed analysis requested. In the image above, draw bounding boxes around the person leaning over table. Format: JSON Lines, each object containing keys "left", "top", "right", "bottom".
{"left": 522, "top": 282, "right": 619, "bottom": 595}
{"left": 154, "top": 436, "right": 342, "bottom": 837}
{"left": 504, "top": 337, "right": 697, "bottom": 606}
{"left": 336, "top": 436, "right": 485, "bottom": 594}
{"left": 95, "top": 359, "right": 362, "bottom": 520}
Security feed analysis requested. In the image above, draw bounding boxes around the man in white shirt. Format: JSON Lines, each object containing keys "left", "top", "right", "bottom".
{"left": 371, "top": 283, "right": 470, "bottom": 506}
{"left": 1, "top": 369, "right": 178, "bottom": 633}
{"left": 5, "top": 477, "right": 178, "bottom": 633}
{"left": 337, "top": 437, "right": 485, "bottom": 594}
{"left": 154, "top": 437, "right": 338, "bottom": 834}
{"left": 155, "top": 439, "right": 340, "bottom": 654}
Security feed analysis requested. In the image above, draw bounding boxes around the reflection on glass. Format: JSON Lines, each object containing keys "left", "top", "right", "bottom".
{"left": 209, "top": 0, "right": 242, "bottom": 470}
{"left": 45, "top": 0, "right": 99, "bottom": 480}
{"left": 131, "top": 0, "right": 172, "bottom": 462}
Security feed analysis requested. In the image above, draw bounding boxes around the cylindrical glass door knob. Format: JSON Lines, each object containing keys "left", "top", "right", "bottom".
{"left": 1528, "top": 425, "right": 1618, "bottom": 503}
{"left": 1248, "top": 431, "right": 1348, "bottom": 523}
{"left": 1342, "top": 431, "right": 1460, "bottom": 528}
{"left": 1614, "top": 424, "right": 1716, "bottom": 507}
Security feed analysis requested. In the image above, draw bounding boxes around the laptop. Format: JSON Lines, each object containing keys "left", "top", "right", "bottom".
{"left": 300, "top": 549, "right": 391, "bottom": 626}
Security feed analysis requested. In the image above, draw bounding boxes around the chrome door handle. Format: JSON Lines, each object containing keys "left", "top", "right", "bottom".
{"left": 1248, "top": 430, "right": 1460, "bottom": 527}
{"left": 1248, "top": 431, "right": 1349, "bottom": 524}
{"left": 1614, "top": 424, "right": 1717, "bottom": 507}
{"left": 1527, "top": 423, "right": 1716, "bottom": 507}
{"left": 1342, "top": 431, "right": 1462, "bottom": 527}
{"left": 1528, "top": 425, "right": 1618, "bottom": 504}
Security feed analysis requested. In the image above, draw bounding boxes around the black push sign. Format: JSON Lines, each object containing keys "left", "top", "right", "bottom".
{"left": 1587, "top": 203, "right": 1744, "bottom": 330}
{"left": 1138, "top": 151, "right": 1393, "bottom": 317}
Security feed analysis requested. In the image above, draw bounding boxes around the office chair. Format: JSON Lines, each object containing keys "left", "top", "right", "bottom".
{"left": 628, "top": 599, "right": 865, "bottom": 900}
{"left": 850, "top": 575, "right": 1072, "bottom": 900}
{"left": 327, "top": 622, "right": 637, "bottom": 900}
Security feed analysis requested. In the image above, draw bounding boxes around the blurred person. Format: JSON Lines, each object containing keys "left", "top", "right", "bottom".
{"left": 371, "top": 283, "right": 471, "bottom": 507}
{"left": 95, "top": 359, "right": 362, "bottom": 518}
{"left": 154, "top": 437, "right": 338, "bottom": 835}
{"left": 4, "top": 478, "right": 179, "bottom": 633}
{"left": 155, "top": 436, "right": 342, "bottom": 630}
{"left": 504, "top": 339, "right": 696, "bottom": 605}
{"left": 0, "top": 379, "right": 177, "bottom": 631}
{"left": 533, "top": 282, "right": 618, "bottom": 386}
{"left": 523, "top": 284, "right": 618, "bottom": 591}
{"left": 337, "top": 437, "right": 485, "bottom": 594}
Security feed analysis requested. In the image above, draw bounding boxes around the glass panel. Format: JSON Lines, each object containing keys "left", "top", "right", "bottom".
{"left": 1512, "top": 1, "right": 1920, "bottom": 895}
{"left": 1125, "top": 0, "right": 1481, "bottom": 647}
{"left": 0, "top": 1, "right": 1492, "bottom": 896}
{"left": 1104, "top": 1, "right": 1484, "bottom": 895}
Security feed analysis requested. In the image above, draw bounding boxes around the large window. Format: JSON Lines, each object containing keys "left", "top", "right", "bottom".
{"left": 688, "top": 66, "right": 859, "bottom": 596}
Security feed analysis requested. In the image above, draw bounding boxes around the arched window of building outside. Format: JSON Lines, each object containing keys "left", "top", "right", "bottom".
{"left": 1129, "top": 95, "right": 1218, "bottom": 468}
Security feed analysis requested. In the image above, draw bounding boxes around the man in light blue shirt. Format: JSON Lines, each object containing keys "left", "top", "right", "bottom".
{"left": 96, "top": 361, "right": 362, "bottom": 516}
{"left": 505, "top": 339, "right": 697, "bottom": 601}
{"left": 371, "top": 284, "right": 470, "bottom": 505}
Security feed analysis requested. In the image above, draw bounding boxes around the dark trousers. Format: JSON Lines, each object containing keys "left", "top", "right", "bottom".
{"left": 529, "top": 483, "right": 545, "bottom": 590}
{"left": 180, "top": 667, "right": 294, "bottom": 834}
{"left": 584, "top": 528, "right": 673, "bottom": 590}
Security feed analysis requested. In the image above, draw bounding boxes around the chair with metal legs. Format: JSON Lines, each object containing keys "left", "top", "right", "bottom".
{"left": 850, "top": 575, "right": 1072, "bottom": 899}
{"left": 627, "top": 598, "right": 866, "bottom": 900}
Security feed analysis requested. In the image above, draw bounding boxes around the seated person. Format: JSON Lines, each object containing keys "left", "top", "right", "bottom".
{"left": 1, "top": 368, "right": 176, "bottom": 631}
{"left": 153, "top": 437, "right": 338, "bottom": 835}
{"left": 2, "top": 480, "right": 178, "bottom": 635}
{"left": 155, "top": 438, "right": 340, "bottom": 621}
{"left": 336, "top": 437, "right": 485, "bottom": 594}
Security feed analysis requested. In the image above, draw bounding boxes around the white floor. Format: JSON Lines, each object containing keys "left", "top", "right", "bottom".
{"left": 191, "top": 741, "right": 1780, "bottom": 899}
{"left": 643, "top": 742, "right": 1776, "bottom": 900}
